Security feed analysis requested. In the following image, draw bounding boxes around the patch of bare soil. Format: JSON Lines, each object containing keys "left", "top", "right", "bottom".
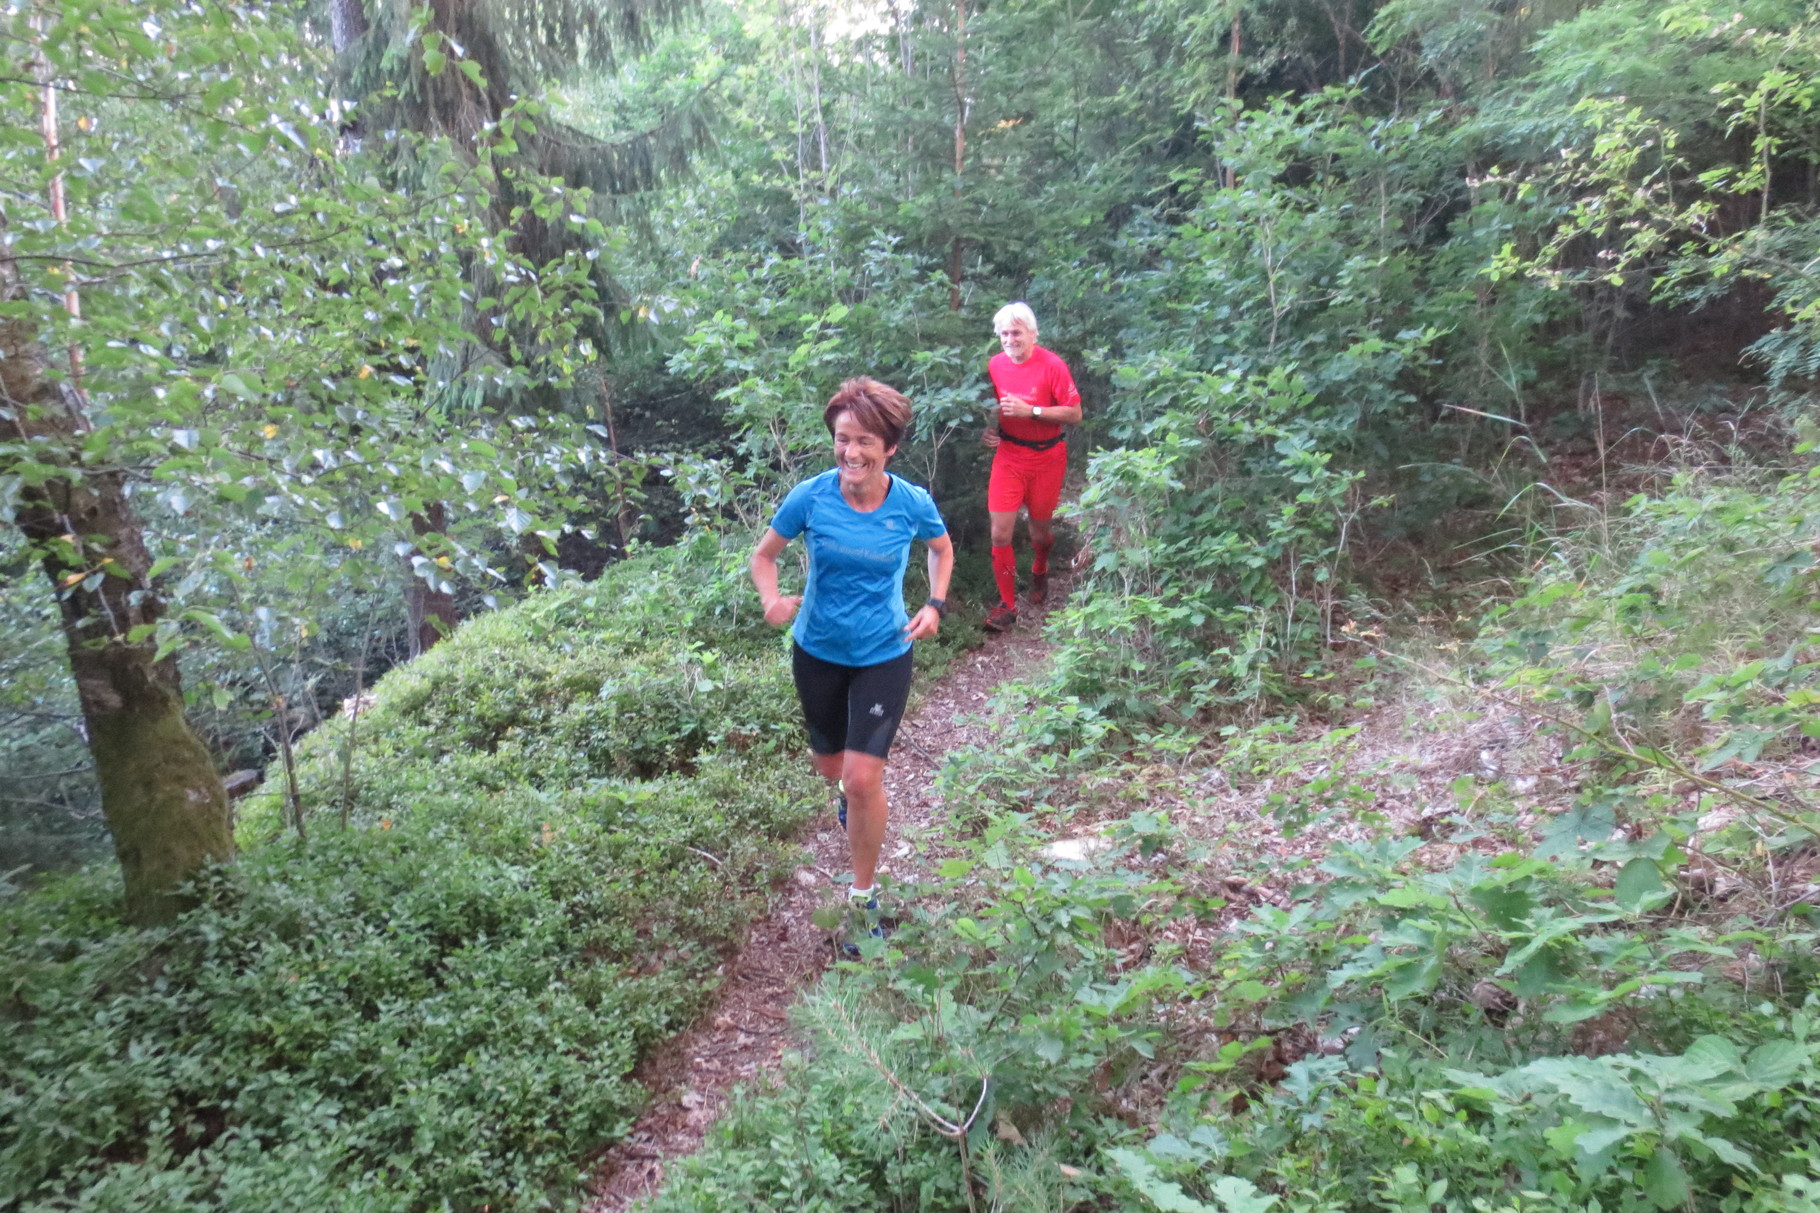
{"left": 582, "top": 594, "right": 1060, "bottom": 1212}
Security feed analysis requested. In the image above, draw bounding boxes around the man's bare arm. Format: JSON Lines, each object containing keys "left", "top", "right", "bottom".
{"left": 997, "top": 395, "right": 1082, "bottom": 425}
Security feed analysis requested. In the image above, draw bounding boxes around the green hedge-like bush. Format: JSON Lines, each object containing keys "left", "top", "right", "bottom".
{"left": 1, "top": 542, "right": 821, "bottom": 1210}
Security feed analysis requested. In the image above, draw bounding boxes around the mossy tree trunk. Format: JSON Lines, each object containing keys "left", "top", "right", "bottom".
{"left": 1, "top": 247, "right": 233, "bottom": 926}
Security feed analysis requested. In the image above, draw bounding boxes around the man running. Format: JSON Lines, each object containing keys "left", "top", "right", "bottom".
{"left": 982, "top": 302, "right": 1082, "bottom": 632}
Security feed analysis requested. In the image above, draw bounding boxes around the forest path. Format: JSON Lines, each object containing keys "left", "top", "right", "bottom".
{"left": 583, "top": 596, "right": 1060, "bottom": 1211}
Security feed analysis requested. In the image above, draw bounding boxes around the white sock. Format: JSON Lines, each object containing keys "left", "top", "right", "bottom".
{"left": 849, "top": 883, "right": 877, "bottom": 900}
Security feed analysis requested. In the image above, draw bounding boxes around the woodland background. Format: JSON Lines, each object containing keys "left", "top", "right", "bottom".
{"left": 2, "top": 0, "right": 1819, "bottom": 1209}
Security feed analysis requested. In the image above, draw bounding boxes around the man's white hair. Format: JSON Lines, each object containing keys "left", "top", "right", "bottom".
{"left": 993, "top": 301, "right": 1038, "bottom": 334}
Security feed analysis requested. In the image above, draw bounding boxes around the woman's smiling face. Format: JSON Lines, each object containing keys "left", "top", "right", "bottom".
{"left": 832, "top": 410, "right": 896, "bottom": 491}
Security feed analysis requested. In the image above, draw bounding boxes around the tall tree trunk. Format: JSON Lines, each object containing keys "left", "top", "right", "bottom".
{"left": 809, "top": 18, "right": 830, "bottom": 182}
{"left": 1223, "top": 11, "right": 1241, "bottom": 190}
{"left": 329, "top": 0, "right": 371, "bottom": 151}
{"left": 407, "top": 502, "right": 459, "bottom": 655}
{"left": 1, "top": 253, "right": 233, "bottom": 926}
{"left": 947, "top": 0, "right": 968, "bottom": 311}
{"left": 328, "top": 0, "right": 369, "bottom": 51}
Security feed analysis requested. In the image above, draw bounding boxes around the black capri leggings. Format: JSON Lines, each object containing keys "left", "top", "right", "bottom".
{"left": 791, "top": 642, "right": 915, "bottom": 759}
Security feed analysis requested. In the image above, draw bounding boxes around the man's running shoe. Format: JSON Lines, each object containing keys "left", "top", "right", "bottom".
{"left": 984, "top": 604, "right": 1018, "bottom": 633}
{"left": 1029, "top": 572, "right": 1049, "bottom": 607}
{"left": 834, "top": 780, "right": 848, "bottom": 832}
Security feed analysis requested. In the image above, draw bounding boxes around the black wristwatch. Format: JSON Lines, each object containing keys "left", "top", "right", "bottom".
{"left": 924, "top": 597, "right": 947, "bottom": 619}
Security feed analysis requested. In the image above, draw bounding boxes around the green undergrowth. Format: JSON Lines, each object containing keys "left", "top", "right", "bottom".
{"left": 645, "top": 461, "right": 1820, "bottom": 1211}
{"left": 1, "top": 533, "right": 980, "bottom": 1211}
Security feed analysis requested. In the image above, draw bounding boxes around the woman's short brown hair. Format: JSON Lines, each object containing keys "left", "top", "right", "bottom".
{"left": 824, "top": 377, "right": 911, "bottom": 451}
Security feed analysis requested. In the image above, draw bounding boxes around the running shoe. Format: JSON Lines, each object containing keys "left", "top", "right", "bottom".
{"left": 838, "top": 891, "right": 892, "bottom": 958}
{"left": 834, "top": 780, "right": 848, "bottom": 832}
{"left": 984, "top": 604, "right": 1018, "bottom": 633}
{"left": 1029, "top": 572, "right": 1049, "bottom": 607}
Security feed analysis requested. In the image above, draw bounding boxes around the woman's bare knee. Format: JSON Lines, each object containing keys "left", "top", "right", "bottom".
{"left": 840, "top": 756, "right": 885, "bottom": 796}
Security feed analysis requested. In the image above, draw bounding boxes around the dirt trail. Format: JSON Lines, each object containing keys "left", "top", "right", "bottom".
{"left": 583, "top": 606, "right": 1057, "bottom": 1211}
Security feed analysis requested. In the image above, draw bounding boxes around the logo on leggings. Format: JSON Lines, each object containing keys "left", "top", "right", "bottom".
{"left": 869, "top": 703, "right": 885, "bottom": 717}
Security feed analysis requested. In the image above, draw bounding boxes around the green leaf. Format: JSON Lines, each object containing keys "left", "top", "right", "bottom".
{"left": 181, "top": 608, "right": 251, "bottom": 652}
{"left": 1695, "top": 1131, "right": 1757, "bottom": 1171}
{"left": 1469, "top": 884, "right": 1534, "bottom": 929}
{"left": 1383, "top": 955, "right": 1442, "bottom": 999}
{"left": 1642, "top": 1146, "right": 1689, "bottom": 1210}
{"left": 1208, "top": 1176, "right": 1280, "bottom": 1213}
{"left": 423, "top": 47, "right": 447, "bottom": 75}
{"left": 1106, "top": 1148, "right": 1219, "bottom": 1213}
{"left": 1745, "top": 1039, "right": 1809, "bottom": 1088}
{"left": 1615, "top": 858, "right": 1668, "bottom": 913}
{"left": 1377, "top": 886, "right": 1448, "bottom": 909}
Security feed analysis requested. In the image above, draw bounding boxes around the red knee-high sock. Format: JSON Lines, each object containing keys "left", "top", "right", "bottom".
{"left": 1031, "top": 539, "right": 1053, "bottom": 577}
{"left": 991, "top": 545, "right": 1017, "bottom": 610}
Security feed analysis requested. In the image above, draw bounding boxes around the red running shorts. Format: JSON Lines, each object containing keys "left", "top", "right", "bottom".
{"left": 987, "top": 443, "right": 1066, "bottom": 520}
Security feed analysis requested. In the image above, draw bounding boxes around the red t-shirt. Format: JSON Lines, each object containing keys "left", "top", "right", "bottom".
{"left": 988, "top": 346, "right": 1081, "bottom": 447}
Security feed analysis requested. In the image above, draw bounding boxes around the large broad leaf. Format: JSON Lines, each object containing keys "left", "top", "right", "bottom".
{"left": 1746, "top": 1039, "right": 1812, "bottom": 1089}
{"left": 1566, "top": 1079, "right": 1653, "bottom": 1127}
{"left": 1208, "top": 1176, "right": 1280, "bottom": 1213}
{"left": 1642, "top": 1146, "right": 1690, "bottom": 1210}
{"left": 1469, "top": 883, "right": 1535, "bottom": 929}
{"left": 1106, "top": 1148, "right": 1218, "bottom": 1213}
{"left": 1536, "top": 798, "right": 1619, "bottom": 861}
{"left": 1615, "top": 858, "right": 1670, "bottom": 912}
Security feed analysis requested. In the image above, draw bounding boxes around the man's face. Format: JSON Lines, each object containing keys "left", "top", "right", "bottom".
{"left": 996, "top": 320, "right": 1036, "bottom": 364}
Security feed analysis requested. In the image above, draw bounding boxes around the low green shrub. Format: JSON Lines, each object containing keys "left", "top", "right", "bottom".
{"left": 1, "top": 538, "right": 829, "bottom": 1210}
{"left": 653, "top": 463, "right": 1820, "bottom": 1213}
{"left": 645, "top": 815, "right": 1187, "bottom": 1212}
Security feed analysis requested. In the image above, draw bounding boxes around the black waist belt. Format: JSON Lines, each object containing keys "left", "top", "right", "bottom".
{"left": 998, "top": 430, "right": 1065, "bottom": 453}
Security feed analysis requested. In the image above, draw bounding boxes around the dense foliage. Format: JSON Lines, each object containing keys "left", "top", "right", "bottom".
{"left": 0, "top": 543, "right": 822, "bottom": 1209}
{"left": 649, "top": 450, "right": 1820, "bottom": 1212}
{"left": 614, "top": 0, "right": 1817, "bottom": 736}
{"left": 5, "top": 0, "right": 1819, "bottom": 1208}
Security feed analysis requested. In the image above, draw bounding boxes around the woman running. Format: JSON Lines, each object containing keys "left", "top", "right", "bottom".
{"left": 750, "top": 378, "right": 954, "bottom": 914}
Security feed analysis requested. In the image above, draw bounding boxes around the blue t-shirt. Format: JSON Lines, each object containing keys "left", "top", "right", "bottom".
{"left": 768, "top": 469, "right": 948, "bottom": 668}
